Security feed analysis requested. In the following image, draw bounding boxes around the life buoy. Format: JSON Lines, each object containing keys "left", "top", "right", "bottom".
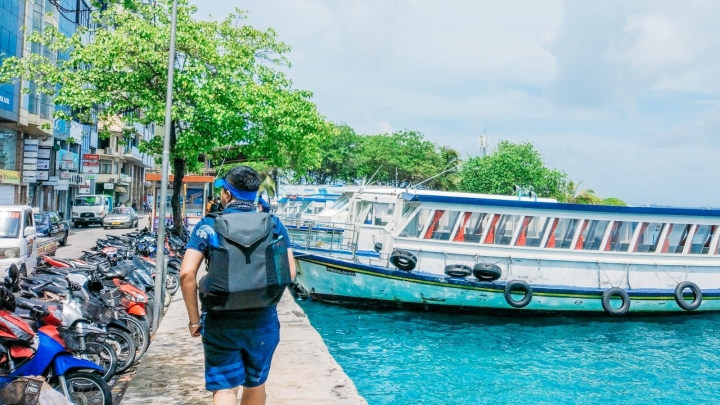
{"left": 601, "top": 287, "right": 630, "bottom": 316}
{"left": 504, "top": 280, "right": 533, "bottom": 308}
{"left": 472, "top": 263, "right": 502, "bottom": 282}
{"left": 389, "top": 249, "right": 417, "bottom": 271}
{"left": 445, "top": 264, "right": 472, "bottom": 278}
{"left": 674, "top": 281, "right": 702, "bottom": 311}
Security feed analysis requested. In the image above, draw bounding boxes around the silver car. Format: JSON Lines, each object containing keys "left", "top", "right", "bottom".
{"left": 103, "top": 207, "right": 139, "bottom": 229}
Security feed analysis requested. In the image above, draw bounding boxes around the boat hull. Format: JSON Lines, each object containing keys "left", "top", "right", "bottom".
{"left": 294, "top": 254, "right": 720, "bottom": 314}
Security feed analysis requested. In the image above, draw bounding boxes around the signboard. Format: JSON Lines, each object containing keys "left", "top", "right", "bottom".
{"left": 104, "top": 183, "right": 115, "bottom": 189}
{"left": 82, "top": 153, "right": 100, "bottom": 174}
{"left": 0, "top": 170, "right": 20, "bottom": 185}
{"left": 45, "top": 176, "right": 59, "bottom": 186}
{"left": 23, "top": 140, "right": 38, "bottom": 183}
{"left": 36, "top": 159, "right": 50, "bottom": 170}
{"left": 36, "top": 171, "right": 49, "bottom": 181}
{"left": 84, "top": 174, "right": 97, "bottom": 180}
{"left": 37, "top": 148, "right": 51, "bottom": 159}
{"left": 59, "top": 171, "right": 71, "bottom": 180}
{"left": 38, "top": 136, "right": 54, "bottom": 147}
{"left": 55, "top": 179, "right": 69, "bottom": 191}
{"left": 79, "top": 181, "right": 91, "bottom": 194}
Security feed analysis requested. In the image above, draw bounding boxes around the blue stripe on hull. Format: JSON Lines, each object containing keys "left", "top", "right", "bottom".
{"left": 295, "top": 254, "right": 720, "bottom": 314}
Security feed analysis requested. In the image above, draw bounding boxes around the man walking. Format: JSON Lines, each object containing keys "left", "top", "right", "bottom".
{"left": 180, "top": 166, "right": 295, "bottom": 405}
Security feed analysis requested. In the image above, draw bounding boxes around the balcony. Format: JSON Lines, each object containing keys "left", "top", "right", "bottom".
{"left": 123, "top": 146, "right": 144, "bottom": 165}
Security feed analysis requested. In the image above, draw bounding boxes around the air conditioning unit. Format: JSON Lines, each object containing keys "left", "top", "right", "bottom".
{"left": 105, "top": 147, "right": 115, "bottom": 155}
{"left": 109, "top": 178, "right": 116, "bottom": 183}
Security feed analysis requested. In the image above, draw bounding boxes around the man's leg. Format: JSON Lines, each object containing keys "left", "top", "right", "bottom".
{"left": 241, "top": 384, "right": 266, "bottom": 405}
{"left": 213, "top": 386, "right": 240, "bottom": 405}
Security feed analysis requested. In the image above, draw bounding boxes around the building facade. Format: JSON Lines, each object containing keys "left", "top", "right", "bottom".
{"left": 0, "top": 0, "right": 154, "bottom": 215}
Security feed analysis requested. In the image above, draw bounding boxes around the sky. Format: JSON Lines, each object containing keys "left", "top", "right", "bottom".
{"left": 191, "top": 0, "right": 720, "bottom": 207}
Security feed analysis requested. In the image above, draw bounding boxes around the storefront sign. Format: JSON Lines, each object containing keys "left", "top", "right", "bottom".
{"left": 38, "top": 137, "right": 54, "bottom": 147}
{"left": 84, "top": 174, "right": 97, "bottom": 180}
{"left": 23, "top": 140, "right": 38, "bottom": 183}
{"left": 45, "top": 176, "right": 59, "bottom": 186}
{"left": 0, "top": 170, "right": 20, "bottom": 185}
{"left": 24, "top": 139, "right": 38, "bottom": 145}
{"left": 36, "top": 159, "right": 50, "bottom": 170}
{"left": 55, "top": 179, "right": 69, "bottom": 191}
{"left": 104, "top": 183, "right": 114, "bottom": 189}
{"left": 23, "top": 151, "right": 37, "bottom": 158}
{"left": 60, "top": 171, "right": 71, "bottom": 180}
{"left": 36, "top": 171, "right": 49, "bottom": 181}
{"left": 82, "top": 153, "right": 100, "bottom": 174}
{"left": 37, "top": 148, "right": 51, "bottom": 159}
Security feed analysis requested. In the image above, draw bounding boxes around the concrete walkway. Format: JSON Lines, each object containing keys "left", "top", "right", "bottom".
{"left": 121, "top": 291, "right": 367, "bottom": 404}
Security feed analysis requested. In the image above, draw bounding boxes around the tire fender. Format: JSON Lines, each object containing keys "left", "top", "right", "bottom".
{"left": 504, "top": 280, "right": 533, "bottom": 309}
{"left": 601, "top": 287, "right": 631, "bottom": 316}
{"left": 53, "top": 353, "right": 105, "bottom": 375}
{"left": 674, "top": 281, "right": 702, "bottom": 311}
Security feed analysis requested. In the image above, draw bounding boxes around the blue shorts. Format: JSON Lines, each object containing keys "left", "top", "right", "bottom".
{"left": 201, "top": 311, "right": 281, "bottom": 391}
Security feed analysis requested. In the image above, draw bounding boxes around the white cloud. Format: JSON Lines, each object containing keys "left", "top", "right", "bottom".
{"left": 191, "top": 0, "right": 720, "bottom": 207}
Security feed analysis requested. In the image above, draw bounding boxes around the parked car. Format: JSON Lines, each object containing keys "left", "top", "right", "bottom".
{"left": 103, "top": 207, "right": 138, "bottom": 229}
{"left": 33, "top": 211, "right": 69, "bottom": 247}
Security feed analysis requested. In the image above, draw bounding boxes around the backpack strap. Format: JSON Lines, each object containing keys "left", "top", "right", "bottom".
{"left": 205, "top": 212, "right": 222, "bottom": 219}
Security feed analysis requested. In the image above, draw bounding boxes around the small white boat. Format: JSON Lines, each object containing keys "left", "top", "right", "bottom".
{"left": 290, "top": 191, "right": 720, "bottom": 315}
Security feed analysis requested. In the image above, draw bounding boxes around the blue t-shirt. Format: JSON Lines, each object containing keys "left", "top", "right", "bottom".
{"left": 186, "top": 205, "right": 291, "bottom": 327}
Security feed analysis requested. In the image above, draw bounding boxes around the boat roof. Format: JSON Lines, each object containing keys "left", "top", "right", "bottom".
{"left": 402, "top": 193, "right": 720, "bottom": 218}
{"left": 347, "top": 187, "right": 557, "bottom": 203}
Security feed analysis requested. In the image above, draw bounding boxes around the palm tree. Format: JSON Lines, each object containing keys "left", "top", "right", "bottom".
{"left": 566, "top": 181, "right": 601, "bottom": 204}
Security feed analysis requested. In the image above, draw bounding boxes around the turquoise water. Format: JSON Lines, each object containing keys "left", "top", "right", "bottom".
{"left": 298, "top": 299, "right": 720, "bottom": 405}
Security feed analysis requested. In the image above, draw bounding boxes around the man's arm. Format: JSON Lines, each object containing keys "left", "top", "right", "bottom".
{"left": 180, "top": 249, "right": 204, "bottom": 337}
{"left": 288, "top": 248, "right": 296, "bottom": 280}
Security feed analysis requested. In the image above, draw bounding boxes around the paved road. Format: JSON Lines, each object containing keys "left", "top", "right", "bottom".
{"left": 53, "top": 215, "right": 152, "bottom": 405}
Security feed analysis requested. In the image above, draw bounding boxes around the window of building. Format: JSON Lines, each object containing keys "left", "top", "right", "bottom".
{"left": 689, "top": 225, "right": 715, "bottom": 255}
{"left": 100, "top": 162, "right": 112, "bottom": 174}
{"left": 634, "top": 223, "right": 665, "bottom": 253}
{"left": 0, "top": 130, "right": 17, "bottom": 170}
{"left": 546, "top": 218, "right": 580, "bottom": 249}
{"left": 515, "top": 216, "right": 550, "bottom": 247}
{"left": 577, "top": 220, "right": 610, "bottom": 250}
{"left": 453, "top": 212, "right": 487, "bottom": 243}
{"left": 423, "top": 210, "right": 460, "bottom": 241}
{"left": 605, "top": 221, "right": 639, "bottom": 252}
{"left": 399, "top": 208, "right": 431, "bottom": 238}
{"left": 661, "top": 224, "right": 692, "bottom": 254}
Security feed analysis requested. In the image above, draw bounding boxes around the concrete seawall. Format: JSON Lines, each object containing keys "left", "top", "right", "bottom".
{"left": 121, "top": 292, "right": 367, "bottom": 404}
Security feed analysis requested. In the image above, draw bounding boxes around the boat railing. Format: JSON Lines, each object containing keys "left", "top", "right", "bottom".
{"left": 278, "top": 216, "right": 359, "bottom": 260}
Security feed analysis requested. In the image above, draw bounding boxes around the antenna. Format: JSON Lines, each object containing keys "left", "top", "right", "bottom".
{"left": 479, "top": 130, "right": 488, "bottom": 157}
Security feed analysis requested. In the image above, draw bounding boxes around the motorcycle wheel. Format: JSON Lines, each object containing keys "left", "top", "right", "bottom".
{"left": 166, "top": 273, "right": 180, "bottom": 295}
{"left": 78, "top": 342, "right": 118, "bottom": 382}
{"left": 121, "top": 316, "right": 151, "bottom": 362}
{"left": 56, "top": 371, "right": 112, "bottom": 405}
{"left": 106, "top": 328, "right": 137, "bottom": 374}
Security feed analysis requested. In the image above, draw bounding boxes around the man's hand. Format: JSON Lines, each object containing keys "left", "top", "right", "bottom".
{"left": 188, "top": 323, "right": 201, "bottom": 338}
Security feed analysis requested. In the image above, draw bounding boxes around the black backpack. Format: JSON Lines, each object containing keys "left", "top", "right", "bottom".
{"left": 198, "top": 212, "right": 291, "bottom": 311}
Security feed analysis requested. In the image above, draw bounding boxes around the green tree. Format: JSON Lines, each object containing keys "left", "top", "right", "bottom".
{"left": 297, "top": 124, "right": 363, "bottom": 184}
{"left": 458, "top": 140, "right": 568, "bottom": 199}
{"left": 357, "top": 130, "right": 460, "bottom": 190}
{"left": 0, "top": 0, "right": 332, "bottom": 232}
{"left": 601, "top": 197, "right": 627, "bottom": 206}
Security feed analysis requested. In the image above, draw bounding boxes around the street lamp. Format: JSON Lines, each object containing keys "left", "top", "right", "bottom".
{"left": 152, "top": 0, "right": 178, "bottom": 333}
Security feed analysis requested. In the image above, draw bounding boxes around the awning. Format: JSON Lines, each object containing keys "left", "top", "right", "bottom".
{"left": 114, "top": 186, "right": 127, "bottom": 193}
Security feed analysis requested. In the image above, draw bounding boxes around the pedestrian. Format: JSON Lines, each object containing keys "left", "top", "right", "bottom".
{"left": 180, "top": 166, "right": 295, "bottom": 405}
{"left": 131, "top": 200, "right": 137, "bottom": 211}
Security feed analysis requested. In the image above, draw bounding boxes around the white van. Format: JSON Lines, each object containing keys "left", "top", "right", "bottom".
{"left": 71, "top": 194, "right": 110, "bottom": 228}
{"left": 0, "top": 205, "right": 38, "bottom": 278}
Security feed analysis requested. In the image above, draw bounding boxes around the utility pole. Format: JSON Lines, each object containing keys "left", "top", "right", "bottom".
{"left": 152, "top": 0, "right": 178, "bottom": 333}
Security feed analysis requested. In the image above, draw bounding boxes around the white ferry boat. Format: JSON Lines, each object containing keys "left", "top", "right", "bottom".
{"left": 290, "top": 192, "right": 720, "bottom": 315}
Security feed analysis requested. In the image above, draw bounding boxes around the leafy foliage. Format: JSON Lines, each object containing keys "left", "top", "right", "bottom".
{"left": 0, "top": 0, "right": 332, "bottom": 230}
{"left": 458, "top": 141, "right": 568, "bottom": 199}
{"left": 296, "top": 127, "right": 460, "bottom": 190}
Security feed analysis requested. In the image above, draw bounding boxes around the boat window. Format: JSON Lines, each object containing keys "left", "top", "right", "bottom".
{"left": 634, "top": 223, "right": 665, "bottom": 253}
{"left": 515, "top": 217, "right": 550, "bottom": 247}
{"left": 546, "top": 218, "right": 580, "bottom": 249}
{"left": 577, "top": 220, "right": 610, "bottom": 250}
{"left": 661, "top": 224, "right": 692, "bottom": 254}
{"left": 453, "top": 212, "right": 487, "bottom": 243}
{"left": 399, "top": 209, "right": 432, "bottom": 238}
{"left": 689, "top": 225, "right": 715, "bottom": 254}
{"left": 488, "top": 215, "right": 521, "bottom": 245}
{"left": 373, "top": 203, "right": 394, "bottom": 226}
{"left": 605, "top": 221, "right": 639, "bottom": 252}
{"left": 328, "top": 196, "right": 350, "bottom": 210}
{"left": 423, "top": 210, "right": 460, "bottom": 240}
